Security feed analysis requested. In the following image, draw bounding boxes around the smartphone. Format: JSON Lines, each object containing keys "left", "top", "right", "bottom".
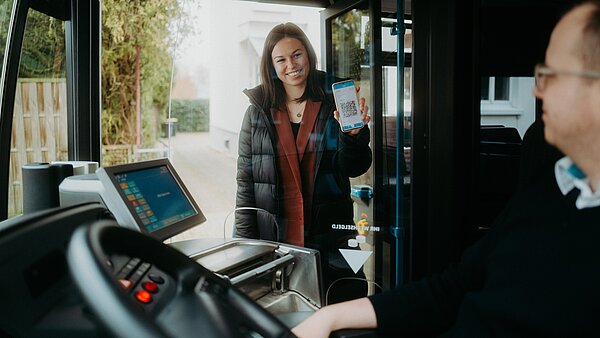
{"left": 332, "top": 80, "right": 364, "bottom": 131}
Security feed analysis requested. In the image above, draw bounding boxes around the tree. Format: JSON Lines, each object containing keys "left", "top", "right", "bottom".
{"left": 0, "top": 2, "right": 66, "bottom": 78}
{"left": 101, "top": 0, "right": 190, "bottom": 146}
{"left": 0, "top": 0, "right": 13, "bottom": 63}
{"left": 331, "top": 9, "right": 369, "bottom": 81}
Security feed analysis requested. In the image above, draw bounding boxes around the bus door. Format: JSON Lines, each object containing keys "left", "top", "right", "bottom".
{"left": 321, "top": 0, "right": 410, "bottom": 293}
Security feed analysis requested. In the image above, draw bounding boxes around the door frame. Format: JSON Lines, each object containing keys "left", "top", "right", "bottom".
{"left": 0, "top": 0, "right": 101, "bottom": 221}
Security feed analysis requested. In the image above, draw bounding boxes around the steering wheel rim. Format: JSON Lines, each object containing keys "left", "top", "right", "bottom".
{"left": 67, "top": 220, "right": 295, "bottom": 338}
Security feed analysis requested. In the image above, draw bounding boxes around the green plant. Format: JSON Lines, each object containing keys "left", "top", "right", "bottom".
{"left": 168, "top": 99, "right": 210, "bottom": 132}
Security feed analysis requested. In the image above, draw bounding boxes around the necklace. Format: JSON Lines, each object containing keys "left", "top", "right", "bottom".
{"left": 287, "top": 101, "right": 306, "bottom": 119}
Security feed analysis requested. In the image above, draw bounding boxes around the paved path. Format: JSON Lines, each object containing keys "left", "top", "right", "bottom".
{"left": 164, "top": 132, "right": 238, "bottom": 242}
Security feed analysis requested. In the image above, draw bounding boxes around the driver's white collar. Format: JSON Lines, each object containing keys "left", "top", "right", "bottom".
{"left": 555, "top": 156, "right": 600, "bottom": 209}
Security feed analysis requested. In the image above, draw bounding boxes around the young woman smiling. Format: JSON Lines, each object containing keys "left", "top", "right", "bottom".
{"left": 234, "top": 22, "right": 372, "bottom": 302}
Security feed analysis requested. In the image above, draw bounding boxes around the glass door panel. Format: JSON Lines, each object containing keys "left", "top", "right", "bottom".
{"left": 325, "top": 1, "right": 411, "bottom": 298}
{"left": 326, "top": 3, "right": 378, "bottom": 301}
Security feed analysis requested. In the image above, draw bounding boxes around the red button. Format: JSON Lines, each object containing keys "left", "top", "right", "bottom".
{"left": 135, "top": 290, "right": 152, "bottom": 303}
{"left": 143, "top": 281, "right": 158, "bottom": 293}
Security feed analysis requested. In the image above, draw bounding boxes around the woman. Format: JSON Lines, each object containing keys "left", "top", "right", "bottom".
{"left": 234, "top": 22, "right": 372, "bottom": 301}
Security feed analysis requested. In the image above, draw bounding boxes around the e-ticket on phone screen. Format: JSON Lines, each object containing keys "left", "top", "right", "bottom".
{"left": 332, "top": 79, "right": 364, "bottom": 131}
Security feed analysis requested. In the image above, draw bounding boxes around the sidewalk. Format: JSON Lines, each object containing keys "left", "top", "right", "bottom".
{"left": 164, "top": 132, "right": 238, "bottom": 242}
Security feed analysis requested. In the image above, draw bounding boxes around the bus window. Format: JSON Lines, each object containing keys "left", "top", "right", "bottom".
{"left": 477, "top": 75, "right": 536, "bottom": 233}
{"left": 8, "top": 8, "right": 67, "bottom": 219}
{"left": 98, "top": 1, "right": 322, "bottom": 242}
{"left": 480, "top": 76, "right": 535, "bottom": 138}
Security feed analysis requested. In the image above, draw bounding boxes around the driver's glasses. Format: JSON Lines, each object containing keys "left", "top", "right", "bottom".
{"left": 534, "top": 63, "right": 600, "bottom": 92}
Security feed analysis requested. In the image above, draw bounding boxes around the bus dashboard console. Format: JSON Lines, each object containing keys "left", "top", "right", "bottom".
{"left": 0, "top": 203, "right": 114, "bottom": 337}
{"left": 60, "top": 158, "right": 206, "bottom": 241}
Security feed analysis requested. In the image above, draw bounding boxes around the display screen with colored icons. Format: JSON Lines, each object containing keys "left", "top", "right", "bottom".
{"left": 114, "top": 165, "right": 197, "bottom": 233}
{"left": 98, "top": 158, "right": 206, "bottom": 240}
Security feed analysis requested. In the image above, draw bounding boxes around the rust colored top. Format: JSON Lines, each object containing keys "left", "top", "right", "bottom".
{"left": 272, "top": 99, "right": 322, "bottom": 246}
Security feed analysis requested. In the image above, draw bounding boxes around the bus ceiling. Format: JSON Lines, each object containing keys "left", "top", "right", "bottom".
{"left": 238, "top": 0, "right": 411, "bottom": 14}
{"left": 29, "top": 0, "right": 70, "bottom": 21}
{"left": 238, "top": 0, "right": 331, "bottom": 7}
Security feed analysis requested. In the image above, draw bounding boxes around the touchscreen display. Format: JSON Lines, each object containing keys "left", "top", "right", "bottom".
{"left": 113, "top": 165, "right": 197, "bottom": 233}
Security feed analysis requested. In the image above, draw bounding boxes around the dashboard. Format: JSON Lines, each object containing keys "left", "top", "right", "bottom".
{"left": 0, "top": 203, "right": 117, "bottom": 337}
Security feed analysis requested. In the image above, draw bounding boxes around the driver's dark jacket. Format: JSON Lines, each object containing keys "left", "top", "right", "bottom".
{"left": 369, "top": 166, "right": 600, "bottom": 337}
{"left": 234, "top": 71, "right": 371, "bottom": 243}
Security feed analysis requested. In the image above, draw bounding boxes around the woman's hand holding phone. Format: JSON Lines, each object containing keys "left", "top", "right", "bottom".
{"left": 333, "top": 85, "right": 371, "bottom": 136}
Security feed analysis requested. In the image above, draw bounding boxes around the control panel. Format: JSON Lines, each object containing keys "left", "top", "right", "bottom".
{"left": 109, "top": 255, "right": 175, "bottom": 312}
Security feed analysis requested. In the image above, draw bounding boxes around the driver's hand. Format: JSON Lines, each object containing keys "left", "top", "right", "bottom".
{"left": 291, "top": 309, "right": 335, "bottom": 338}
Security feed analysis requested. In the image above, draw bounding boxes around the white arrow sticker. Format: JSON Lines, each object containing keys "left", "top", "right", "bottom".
{"left": 339, "top": 249, "right": 373, "bottom": 274}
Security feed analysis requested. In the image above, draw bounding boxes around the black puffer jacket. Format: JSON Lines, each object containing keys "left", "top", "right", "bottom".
{"left": 234, "top": 71, "right": 372, "bottom": 243}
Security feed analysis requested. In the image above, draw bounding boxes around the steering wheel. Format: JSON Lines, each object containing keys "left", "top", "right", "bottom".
{"left": 67, "top": 220, "right": 295, "bottom": 338}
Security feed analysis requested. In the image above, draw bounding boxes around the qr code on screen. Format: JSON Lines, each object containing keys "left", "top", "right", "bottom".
{"left": 340, "top": 101, "right": 358, "bottom": 118}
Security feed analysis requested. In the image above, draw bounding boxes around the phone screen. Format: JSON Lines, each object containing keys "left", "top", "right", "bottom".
{"left": 332, "top": 80, "right": 364, "bottom": 131}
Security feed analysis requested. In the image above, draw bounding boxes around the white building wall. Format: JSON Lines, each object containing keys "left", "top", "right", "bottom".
{"left": 208, "top": 1, "right": 322, "bottom": 156}
{"left": 480, "top": 77, "right": 536, "bottom": 138}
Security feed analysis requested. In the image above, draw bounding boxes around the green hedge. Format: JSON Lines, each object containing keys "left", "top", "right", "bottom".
{"left": 168, "top": 99, "right": 209, "bottom": 132}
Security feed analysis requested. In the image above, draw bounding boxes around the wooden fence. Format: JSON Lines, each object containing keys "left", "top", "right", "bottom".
{"left": 8, "top": 79, "right": 68, "bottom": 217}
{"left": 7, "top": 79, "right": 168, "bottom": 217}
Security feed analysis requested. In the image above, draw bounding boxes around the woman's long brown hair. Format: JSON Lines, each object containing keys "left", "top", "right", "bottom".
{"left": 259, "top": 22, "right": 324, "bottom": 109}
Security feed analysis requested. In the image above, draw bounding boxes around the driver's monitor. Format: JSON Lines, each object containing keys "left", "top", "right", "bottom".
{"left": 96, "top": 158, "right": 206, "bottom": 240}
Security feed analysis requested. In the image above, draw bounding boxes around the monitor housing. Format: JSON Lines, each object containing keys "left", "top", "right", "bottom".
{"left": 96, "top": 158, "right": 205, "bottom": 240}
